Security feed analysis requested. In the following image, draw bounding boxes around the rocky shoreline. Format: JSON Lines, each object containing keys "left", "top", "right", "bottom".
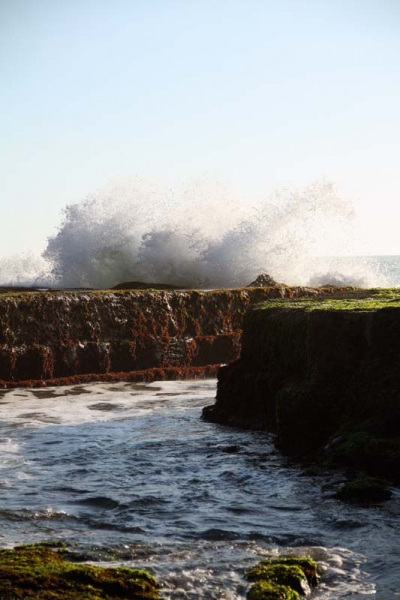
{"left": 2, "top": 288, "right": 398, "bottom": 596}
{"left": 2, "top": 285, "right": 400, "bottom": 491}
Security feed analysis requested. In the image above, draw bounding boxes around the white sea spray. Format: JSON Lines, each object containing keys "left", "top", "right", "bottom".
{"left": 0, "top": 178, "right": 390, "bottom": 288}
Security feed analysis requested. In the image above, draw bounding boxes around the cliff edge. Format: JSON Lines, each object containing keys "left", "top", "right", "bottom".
{"left": 203, "top": 294, "right": 400, "bottom": 481}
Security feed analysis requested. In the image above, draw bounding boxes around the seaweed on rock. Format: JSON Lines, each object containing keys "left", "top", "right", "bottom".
{"left": 245, "top": 556, "right": 318, "bottom": 599}
{"left": 0, "top": 544, "right": 160, "bottom": 599}
{"left": 247, "top": 581, "right": 300, "bottom": 600}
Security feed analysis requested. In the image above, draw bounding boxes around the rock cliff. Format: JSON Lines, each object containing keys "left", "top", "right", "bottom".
{"left": 0, "top": 286, "right": 328, "bottom": 387}
{"left": 203, "top": 294, "right": 400, "bottom": 481}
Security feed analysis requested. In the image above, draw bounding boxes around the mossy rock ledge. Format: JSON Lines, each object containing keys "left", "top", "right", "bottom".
{"left": 203, "top": 296, "right": 400, "bottom": 482}
{"left": 0, "top": 544, "right": 160, "bottom": 599}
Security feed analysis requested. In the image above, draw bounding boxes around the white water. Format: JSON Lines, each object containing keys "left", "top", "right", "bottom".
{"left": 0, "top": 178, "right": 392, "bottom": 288}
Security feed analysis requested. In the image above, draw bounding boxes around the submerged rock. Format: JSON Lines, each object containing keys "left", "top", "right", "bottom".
{"left": 336, "top": 475, "right": 392, "bottom": 504}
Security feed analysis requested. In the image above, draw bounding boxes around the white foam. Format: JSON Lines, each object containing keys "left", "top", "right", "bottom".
{"left": 0, "top": 380, "right": 217, "bottom": 428}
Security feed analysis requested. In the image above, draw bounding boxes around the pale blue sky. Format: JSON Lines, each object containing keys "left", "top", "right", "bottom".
{"left": 1, "top": 0, "right": 400, "bottom": 256}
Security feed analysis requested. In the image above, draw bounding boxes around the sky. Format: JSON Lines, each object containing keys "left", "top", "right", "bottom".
{"left": 1, "top": 0, "right": 400, "bottom": 257}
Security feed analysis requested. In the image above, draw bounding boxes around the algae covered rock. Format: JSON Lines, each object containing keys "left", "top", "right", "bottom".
{"left": 336, "top": 475, "right": 392, "bottom": 504}
{"left": 0, "top": 544, "right": 160, "bottom": 599}
{"left": 247, "top": 581, "right": 300, "bottom": 599}
{"left": 245, "top": 556, "right": 318, "bottom": 599}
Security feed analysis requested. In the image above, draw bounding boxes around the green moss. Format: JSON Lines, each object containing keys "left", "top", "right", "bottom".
{"left": 245, "top": 557, "right": 318, "bottom": 599}
{"left": 17, "top": 540, "right": 69, "bottom": 550}
{"left": 245, "top": 564, "right": 308, "bottom": 594}
{"left": 0, "top": 544, "right": 160, "bottom": 599}
{"left": 246, "top": 557, "right": 318, "bottom": 587}
{"left": 247, "top": 581, "right": 300, "bottom": 600}
{"left": 254, "top": 293, "right": 400, "bottom": 312}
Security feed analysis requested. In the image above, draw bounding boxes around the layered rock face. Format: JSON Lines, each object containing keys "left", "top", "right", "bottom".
{"left": 203, "top": 297, "right": 400, "bottom": 479}
{"left": 0, "top": 287, "right": 325, "bottom": 386}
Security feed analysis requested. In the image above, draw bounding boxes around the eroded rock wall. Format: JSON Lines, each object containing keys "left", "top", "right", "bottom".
{"left": 0, "top": 287, "right": 324, "bottom": 386}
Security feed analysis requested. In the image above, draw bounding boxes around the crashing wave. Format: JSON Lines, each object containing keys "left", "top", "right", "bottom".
{"left": 0, "top": 178, "right": 389, "bottom": 289}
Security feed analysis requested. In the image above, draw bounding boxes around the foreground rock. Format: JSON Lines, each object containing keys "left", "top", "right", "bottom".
{"left": 0, "top": 544, "right": 160, "bottom": 599}
{"left": 203, "top": 295, "right": 400, "bottom": 482}
{"left": 0, "top": 543, "right": 321, "bottom": 600}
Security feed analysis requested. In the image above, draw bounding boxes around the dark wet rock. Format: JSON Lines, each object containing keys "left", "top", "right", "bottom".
{"left": 335, "top": 475, "right": 392, "bottom": 504}
{"left": 324, "top": 427, "right": 400, "bottom": 480}
{"left": 203, "top": 295, "right": 400, "bottom": 482}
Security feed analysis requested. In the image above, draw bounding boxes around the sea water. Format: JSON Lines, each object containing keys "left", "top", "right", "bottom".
{"left": 1, "top": 379, "right": 400, "bottom": 598}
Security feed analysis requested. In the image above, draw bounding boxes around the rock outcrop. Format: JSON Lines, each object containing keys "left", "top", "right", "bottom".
{"left": 0, "top": 286, "right": 334, "bottom": 387}
{"left": 203, "top": 295, "right": 400, "bottom": 481}
{"left": 247, "top": 273, "right": 278, "bottom": 287}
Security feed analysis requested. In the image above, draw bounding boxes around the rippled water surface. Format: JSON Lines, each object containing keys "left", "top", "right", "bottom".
{"left": 1, "top": 379, "right": 400, "bottom": 598}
